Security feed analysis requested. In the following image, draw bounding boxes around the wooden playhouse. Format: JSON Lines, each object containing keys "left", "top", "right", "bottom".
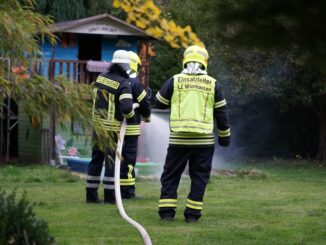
{"left": 3, "top": 14, "right": 155, "bottom": 163}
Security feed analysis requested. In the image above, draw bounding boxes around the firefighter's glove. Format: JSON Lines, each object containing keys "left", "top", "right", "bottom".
{"left": 141, "top": 116, "right": 151, "bottom": 123}
{"left": 218, "top": 137, "right": 230, "bottom": 147}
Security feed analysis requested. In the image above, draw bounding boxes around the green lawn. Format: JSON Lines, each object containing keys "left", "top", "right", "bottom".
{"left": 1, "top": 162, "right": 326, "bottom": 245}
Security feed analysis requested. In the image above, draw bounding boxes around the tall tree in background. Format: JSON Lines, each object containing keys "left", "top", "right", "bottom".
{"left": 112, "top": 0, "right": 203, "bottom": 48}
{"left": 35, "top": 0, "right": 125, "bottom": 21}
{"left": 215, "top": 0, "right": 326, "bottom": 161}
{"left": 35, "top": 0, "right": 86, "bottom": 21}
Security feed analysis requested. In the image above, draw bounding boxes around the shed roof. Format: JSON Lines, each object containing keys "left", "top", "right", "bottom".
{"left": 50, "top": 14, "right": 155, "bottom": 39}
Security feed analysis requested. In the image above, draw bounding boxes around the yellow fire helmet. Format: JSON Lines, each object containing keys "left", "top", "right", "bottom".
{"left": 128, "top": 51, "right": 141, "bottom": 73}
{"left": 182, "top": 45, "right": 209, "bottom": 70}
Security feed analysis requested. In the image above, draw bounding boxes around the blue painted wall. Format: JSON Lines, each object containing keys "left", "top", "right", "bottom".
{"left": 40, "top": 34, "right": 79, "bottom": 79}
{"left": 40, "top": 35, "right": 138, "bottom": 61}
{"left": 102, "top": 36, "right": 138, "bottom": 61}
{"left": 39, "top": 34, "right": 138, "bottom": 79}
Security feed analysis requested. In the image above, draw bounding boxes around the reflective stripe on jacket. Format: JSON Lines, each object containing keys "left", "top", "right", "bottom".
{"left": 125, "top": 78, "right": 151, "bottom": 136}
{"left": 92, "top": 72, "right": 134, "bottom": 132}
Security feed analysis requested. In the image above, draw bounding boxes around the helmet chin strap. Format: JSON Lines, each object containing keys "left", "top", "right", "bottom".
{"left": 182, "top": 62, "right": 207, "bottom": 75}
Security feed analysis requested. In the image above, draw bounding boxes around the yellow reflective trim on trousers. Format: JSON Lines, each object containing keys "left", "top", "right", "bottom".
{"left": 120, "top": 178, "right": 135, "bottom": 182}
{"left": 120, "top": 182, "right": 135, "bottom": 186}
{"left": 159, "top": 199, "right": 178, "bottom": 208}
{"left": 170, "top": 132, "right": 214, "bottom": 138}
{"left": 186, "top": 203, "right": 203, "bottom": 210}
{"left": 126, "top": 125, "right": 140, "bottom": 128}
{"left": 159, "top": 204, "right": 177, "bottom": 208}
{"left": 187, "top": 199, "right": 203, "bottom": 205}
{"left": 127, "top": 165, "right": 133, "bottom": 179}
{"left": 156, "top": 92, "right": 170, "bottom": 105}
{"left": 120, "top": 178, "right": 135, "bottom": 186}
{"left": 125, "top": 124, "right": 141, "bottom": 135}
{"left": 186, "top": 199, "right": 203, "bottom": 210}
{"left": 125, "top": 132, "right": 141, "bottom": 136}
{"left": 215, "top": 99, "right": 227, "bottom": 108}
{"left": 217, "top": 128, "right": 231, "bottom": 137}
{"left": 169, "top": 139, "right": 215, "bottom": 145}
{"left": 137, "top": 90, "right": 146, "bottom": 102}
{"left": 159, "top": 199, "right": 177, "bottom": 203}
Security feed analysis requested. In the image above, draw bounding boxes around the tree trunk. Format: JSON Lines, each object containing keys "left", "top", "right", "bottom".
{"left": 317, "top": 96, "right": 326, "bottom": 162}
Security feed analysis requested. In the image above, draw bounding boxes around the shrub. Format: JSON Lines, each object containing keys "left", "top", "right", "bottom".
{"left": 0, "top": 190, "right": 55, "bottom": 244}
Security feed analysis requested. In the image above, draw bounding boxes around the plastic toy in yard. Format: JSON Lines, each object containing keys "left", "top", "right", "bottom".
{"left": 114, "top": 103, "right": 152, "bottom": 245}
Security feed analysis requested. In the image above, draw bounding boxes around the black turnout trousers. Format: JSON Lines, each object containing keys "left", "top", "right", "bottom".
{"left": 120, "top": 135, "right": 138, "bottom": 198}
{"left": 159, "top": 146, "right": 214, "bottom": 220}
{"left": 86, "top": 133, "right": 117, "bottom": 203}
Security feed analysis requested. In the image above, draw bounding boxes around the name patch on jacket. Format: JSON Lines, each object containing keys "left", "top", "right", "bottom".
{"left": 175, "top": 76, "right": 214, "bottom": 93}
{"left": 96, "top": 76, "right": 120, "bottom": 89}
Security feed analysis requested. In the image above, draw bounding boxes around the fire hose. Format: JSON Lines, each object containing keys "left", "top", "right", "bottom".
{"left": 114, "top": 103, "right": 152, "bottom": 245}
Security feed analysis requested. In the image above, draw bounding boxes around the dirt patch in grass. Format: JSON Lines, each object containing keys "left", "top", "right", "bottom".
{"left": 212, "top": 168, "right": 267, "bottom": 179}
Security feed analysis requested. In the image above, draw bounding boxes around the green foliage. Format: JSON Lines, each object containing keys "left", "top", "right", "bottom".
{"left": 85, "top": 0, "right": 125, "bottom": 18}
{"left": 215, "top": 0, "right": 326, "bottom": 72}
{"left": 113, "top": 0, "right": 203, "bottom": 48}
{"left": 35, "top": 0, "right": 87, "bottom": 22}
{"left": 0, "top": 0, "right": 56, "bottom": 61}
{"left": 65, "top": 138, "right": 74, "bottom": 147}
{"left": 0, "top": 0, "right": 55, "bottom": 124}
{"left": 0, "top": 189, "right": 55, "bottom": 244}
{"left": 35, "top": 0, "right": 125, "bottom": 21}
{"left": 149, "top": 42, "right": 182, "bottom": 93}
{"left": 214, "top": 0, "right": 326, "bottom": 160}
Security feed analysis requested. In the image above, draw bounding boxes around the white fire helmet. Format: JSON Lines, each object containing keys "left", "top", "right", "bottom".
{"left": 111, "top": 50, "right": 130, "bottom": 71}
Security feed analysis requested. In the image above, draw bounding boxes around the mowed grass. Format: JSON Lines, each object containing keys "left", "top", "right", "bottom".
{"left": 0, "top": 162, "right": 326, "bottom": 245}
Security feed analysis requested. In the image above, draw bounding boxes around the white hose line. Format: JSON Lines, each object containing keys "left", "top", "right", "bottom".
{"left": 114, "top": 104, "right": 152, "bottom": 245}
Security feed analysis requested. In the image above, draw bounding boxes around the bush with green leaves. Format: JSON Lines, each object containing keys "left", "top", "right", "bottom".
{"left": 0, "top": 190, "right": 55, "bottom": 245}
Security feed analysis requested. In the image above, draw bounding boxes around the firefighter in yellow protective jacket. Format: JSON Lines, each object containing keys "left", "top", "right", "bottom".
{"left": 120, "top": 51, "right": 151, "bottom": 198}
{"left": 86, "top": 50, "right": 136, "bottom": 204}
{"left": 155, "top": 45, "right": 231, "bottom": 222}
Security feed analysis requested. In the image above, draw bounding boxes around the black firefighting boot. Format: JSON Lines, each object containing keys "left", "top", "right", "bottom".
{"left": 121, "top": 186, "right": 136, "bottom": 199}
{"left": 104, "top": 189, "right": 116, "bottom": 204}
{"left": 86, "top": 188, "right": 101, "bottom": 203}
{"left": 184, "top": 208, "right": 201, "bottom": 223}
{"left": 158, "top": 208, "right": 175, "bottom": 221}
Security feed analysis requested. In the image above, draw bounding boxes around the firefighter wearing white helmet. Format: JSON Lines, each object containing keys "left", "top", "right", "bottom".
{"left": 120, "top": 51, "right": 151, "bottom": 199}
{"left": 155, "top": 45, "right": 231, "bottom": 222}
{"left": 86, "top": 49, "right": 136, "bottom": 204}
